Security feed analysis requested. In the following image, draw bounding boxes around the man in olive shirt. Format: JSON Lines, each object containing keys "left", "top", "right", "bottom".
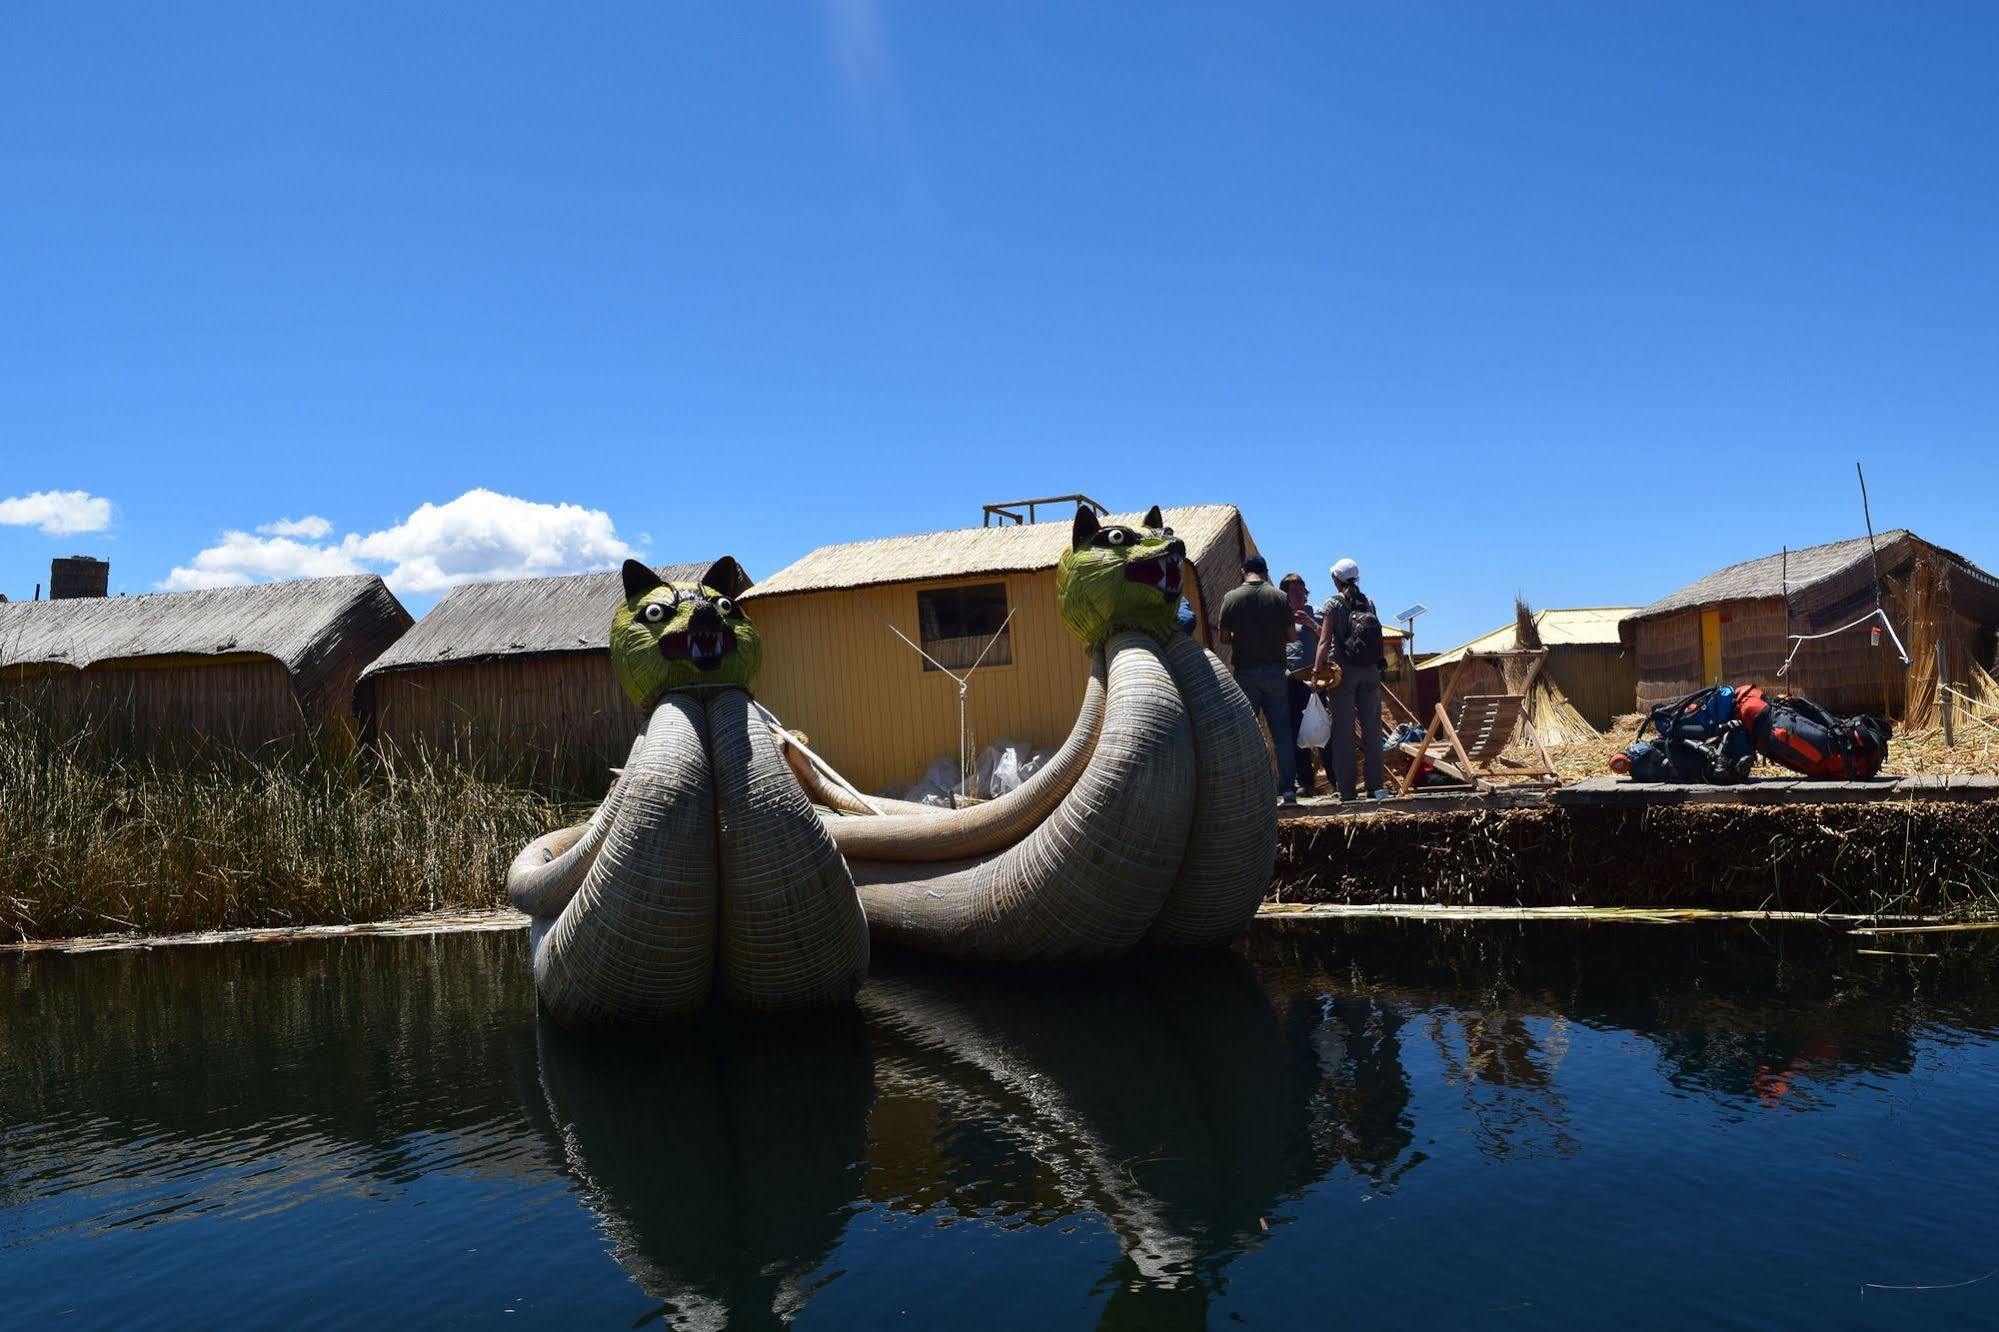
{"left": 1218, "top": 554, "right": 1299, "bottom": 804}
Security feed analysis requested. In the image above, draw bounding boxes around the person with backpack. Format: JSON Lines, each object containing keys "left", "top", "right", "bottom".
{"left": 1309, "top": 557, "right": 1389, "bottom": 801}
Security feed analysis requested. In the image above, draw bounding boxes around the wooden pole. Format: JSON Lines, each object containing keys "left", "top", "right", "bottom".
{"left": 751, "top": 699, "right": 883, "bottom": 814}
{"left": 1940, "top": 640, "right": 1955, "bottom": 747}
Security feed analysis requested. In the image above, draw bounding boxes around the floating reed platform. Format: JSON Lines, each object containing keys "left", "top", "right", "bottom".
{"left": 0, "top": 907, "right": 530, "bottom": 955}
{"left": 1272, "top": 780, "right": 1999, "bottom": 920}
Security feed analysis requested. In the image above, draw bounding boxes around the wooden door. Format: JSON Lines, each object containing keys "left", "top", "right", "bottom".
{"left": 1700, "top": 609, "right": 1723, "bottom": 685}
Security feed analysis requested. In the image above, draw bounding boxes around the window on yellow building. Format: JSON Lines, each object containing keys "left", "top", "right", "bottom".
{"left": 916, "top": 583, "right": 1013, "bottom": 671}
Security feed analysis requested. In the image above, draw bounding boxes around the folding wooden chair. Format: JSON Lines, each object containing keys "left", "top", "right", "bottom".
{"left": 1392, "top": 693, "right": 1559, "bottom": 796}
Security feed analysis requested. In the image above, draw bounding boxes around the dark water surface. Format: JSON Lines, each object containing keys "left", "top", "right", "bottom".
{"left": 5, "top": 921, "right": 1999, "bottom": 1329}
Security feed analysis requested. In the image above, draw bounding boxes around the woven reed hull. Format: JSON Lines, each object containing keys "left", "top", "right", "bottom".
{"left": 852, "top": 632, "right": 1195, "bottom": 962}
{"left": 1146, "top": 635, "right": 1277, "bottom": 948}
{"left": 825, "top": 657, "right": 1110, "bottom": 861}
{"left": 534, "top": 694, "right": 719, "bottom": 1026}
{"left": 507, "top": 735, "right": 645, "bottom": 918}
{"left": 516, "top": 691, "right": 869, "bottom": 1025}
{"left": 708, "top": 690, "right": 869, "bottom": 1010}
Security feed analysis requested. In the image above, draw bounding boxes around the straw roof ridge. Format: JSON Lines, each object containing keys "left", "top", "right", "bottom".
{"left": 359, "top": 558, "right": 750, "bottom": 677}
{"left": 1627, "top": 530, "right": 1943, "bottom": 622}
{"left": 0, "top": 574, "right": 410, "bottom": 674}
{"left": 744, "top": 505, "right": 1245, "bottom": 601}
{"left": 1422, "top": 607, "right": 1639, "bottom": 671}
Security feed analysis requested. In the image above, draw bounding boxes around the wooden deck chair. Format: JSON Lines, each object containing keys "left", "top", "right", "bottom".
{"left": 1392, "top": 693, "right": 1559, "bottom": 796}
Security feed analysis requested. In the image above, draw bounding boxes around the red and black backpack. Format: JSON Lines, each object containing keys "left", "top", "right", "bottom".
{"left": 1738, "top": 687, "right": 1892, "bottom": 780}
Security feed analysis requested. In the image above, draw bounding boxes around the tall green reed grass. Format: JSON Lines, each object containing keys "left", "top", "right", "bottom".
{"left": 0, "top": 707, "right": 579, "bottom": 942}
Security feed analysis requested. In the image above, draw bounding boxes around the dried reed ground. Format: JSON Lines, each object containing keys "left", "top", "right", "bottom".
{"left": 1549, "top": 715, "right": 1999, "bottom": 784}
{"left": 0, "top": 713, "right": 581, "bottom": 943}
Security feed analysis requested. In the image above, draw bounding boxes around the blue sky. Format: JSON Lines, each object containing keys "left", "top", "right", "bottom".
{"left": 3, "top": 1, "right": 1994, "bottom": 648}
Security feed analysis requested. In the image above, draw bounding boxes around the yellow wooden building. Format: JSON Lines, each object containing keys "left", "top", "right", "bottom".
{"left": 744, "top": 504, "right": 1258, "bottom": 795}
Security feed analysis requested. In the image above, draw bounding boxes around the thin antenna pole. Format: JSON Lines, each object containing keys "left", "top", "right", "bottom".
{"left": 1780, "top": 544, "right": 1791, "bottom": 638}
{"left": 1857, "top": 461, "right": 1884, "bottom": 607}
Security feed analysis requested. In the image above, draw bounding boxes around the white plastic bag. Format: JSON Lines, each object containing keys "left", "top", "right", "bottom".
{"left": 968, "top": 740, "right": 1032, "bottom": 799}
{"left": 1297, "top": 693, "right": 1332, "bottom": 750}
{"left": 987, "top": 748, "right": 1023, "bottom": 797}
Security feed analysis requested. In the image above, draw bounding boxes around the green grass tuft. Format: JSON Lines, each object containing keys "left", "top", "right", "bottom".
{"left": 0, "top": 708, "right": 580, "bottom": 942}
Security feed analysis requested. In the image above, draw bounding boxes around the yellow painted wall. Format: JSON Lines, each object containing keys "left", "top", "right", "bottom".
{"left": 749, "top": 571, "right": 1100, "bottom": 794}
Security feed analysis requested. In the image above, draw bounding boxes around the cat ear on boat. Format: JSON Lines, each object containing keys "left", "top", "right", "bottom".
{"left": 698, "top": 558, "right": 739, "bottom": 600}
{"left": 1142, "top": 504, "right": 1164, "bottom": 531}
{"left": 621, "top": 559, "right": 665, "bottom": 602}
{"left": 1071, "top": 506, "right": 1100, "bottom": 551}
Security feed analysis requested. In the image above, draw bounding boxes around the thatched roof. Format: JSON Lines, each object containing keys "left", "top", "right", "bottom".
{"left": 1422, "top": 608, "right": 1636, "bottom": 672}
{"left": 745, "top": 505, "right": 1252, "bottom": 601}
{"left": 0, "top": 574, "right": 410, "bottom": 676}
{"left": 1628, "top": 530, "right": 1999, "bottom": 623}
{"left": 359, "top": 558, "right": 750, "bottom": 678}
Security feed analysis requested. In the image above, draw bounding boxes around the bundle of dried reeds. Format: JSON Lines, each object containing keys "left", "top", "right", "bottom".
{"left": 1522, "top": 677, "right": 1602, "bottom": 750}
{"left": 1514, "top": 597, "right": 1544, "bottom": 651}
{"left": 1965, "top": 660, "right": 1999, "bottom": 711}
{"left": 1896, "top": 556, "right": 1953, "bottom": 728}
{"left": 1432, "top": 601, "right": 1611, "bottom": 755}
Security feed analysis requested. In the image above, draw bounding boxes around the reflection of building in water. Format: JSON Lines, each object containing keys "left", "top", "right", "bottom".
{"left": 1, "top": 933, "right": 559, "bottom": 1226}
{"left": 1425, "top": 1011, "right": 1578, "bottom": 1161}
{"left": 858, "top": 956, "right": 1325, "bottom": 1322}
{"left": 531, "top": 1013, "right": 874, "bottom": 1331}
{"left": 1248, "top": 919, "right": 1943, "bottom": 1113}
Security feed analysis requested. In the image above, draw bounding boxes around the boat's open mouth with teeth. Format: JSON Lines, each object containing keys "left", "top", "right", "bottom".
{"left": 1124, "top": 555, "right": 1183, "bottom": 601}
{"left": 659, "top": 626, "right": 737, "bottom": 671}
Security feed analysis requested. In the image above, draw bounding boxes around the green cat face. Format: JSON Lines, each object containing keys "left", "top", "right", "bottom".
{"left": 1055, "top": 504, "right": 1186, "bottom": 647}
{"left": 611, "top": 560, "right": 763, "bottom": 709}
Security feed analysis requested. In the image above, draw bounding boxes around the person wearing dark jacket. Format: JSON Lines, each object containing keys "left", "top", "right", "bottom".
{"left": 1279, "top": 572, "right": 1322, "bottom": 797}
{"left": 1309, "top": 557, "right": 1388, "bottom": 801}
{"left": 1218, "top": 554, "right": 1299, "bottom": 805}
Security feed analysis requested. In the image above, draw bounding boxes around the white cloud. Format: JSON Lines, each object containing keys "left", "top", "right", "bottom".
{"left": 159, "top": 489, "right": 637, "bottom": 596}
{"left": 341, "top": 489, "right": 637, "bottom": 595}
{"left": 161, "top": 531, "right": 364, "bottom": 591}
{"left": 256, "top": 515, "right": 333, "bottom": 539}
{"left": 0, "top": 489, "right": 113, "bottom": 535}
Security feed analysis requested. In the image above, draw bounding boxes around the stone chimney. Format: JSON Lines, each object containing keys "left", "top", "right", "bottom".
{"left": 50, "top": 556, "right": 109, "bottom": 600}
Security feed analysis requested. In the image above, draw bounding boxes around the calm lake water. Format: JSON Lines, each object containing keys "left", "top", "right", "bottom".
{"left": 5, "top": 920, "right": 1998, "bottom": 1329}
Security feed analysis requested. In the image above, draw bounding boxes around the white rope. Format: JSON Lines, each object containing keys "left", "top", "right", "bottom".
{"left": 749, "top": 698, "right": 883, "bottom": 814}
{"left": 857, "top": 595, "right": 965, "bottom": 682}
{"left": 1942, "top": 683, "right": 1999, "bottom": 719}
{"left": 1775, "top": 607, "right": 1910, "bottom": 678}
{"left": 1939, "top": 688, "right": 1999, "bottom": 737}
{"left": 856, "top": 595, "right": 1017, "bottom": 801}
{"left": 953, "top": 607, "right": 1017, "bottom": 797}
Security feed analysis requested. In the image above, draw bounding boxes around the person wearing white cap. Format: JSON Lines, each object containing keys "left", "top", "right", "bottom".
{"left": 1309, "top": 557, "right": 1390, "bottom": 800}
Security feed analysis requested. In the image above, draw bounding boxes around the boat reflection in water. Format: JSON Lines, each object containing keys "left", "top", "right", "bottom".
{"left": 528, "top": 952, "right": 1343, "bottom": 1324}
{"left": 531, "top": 1010, "right": 875, "bottom": 1330}
{"left": 860, "top": 954, "right": 1324, "bottom": 1322}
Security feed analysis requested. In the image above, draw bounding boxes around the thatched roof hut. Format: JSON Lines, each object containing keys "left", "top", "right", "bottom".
{"left": 1623, "top": 531, "right": 1999, "bottom": 717}
{"left": 355, "top": 559, "right": 750, "bottom": 790}
{"left": 743, "top": 506, "right": 1257, "bottom": 796}
{"left": 1420, "top": 607, "right": 1637, "bottom": 729}
{"left": 0, "top": 574, "right": 411, "bottom": 755}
